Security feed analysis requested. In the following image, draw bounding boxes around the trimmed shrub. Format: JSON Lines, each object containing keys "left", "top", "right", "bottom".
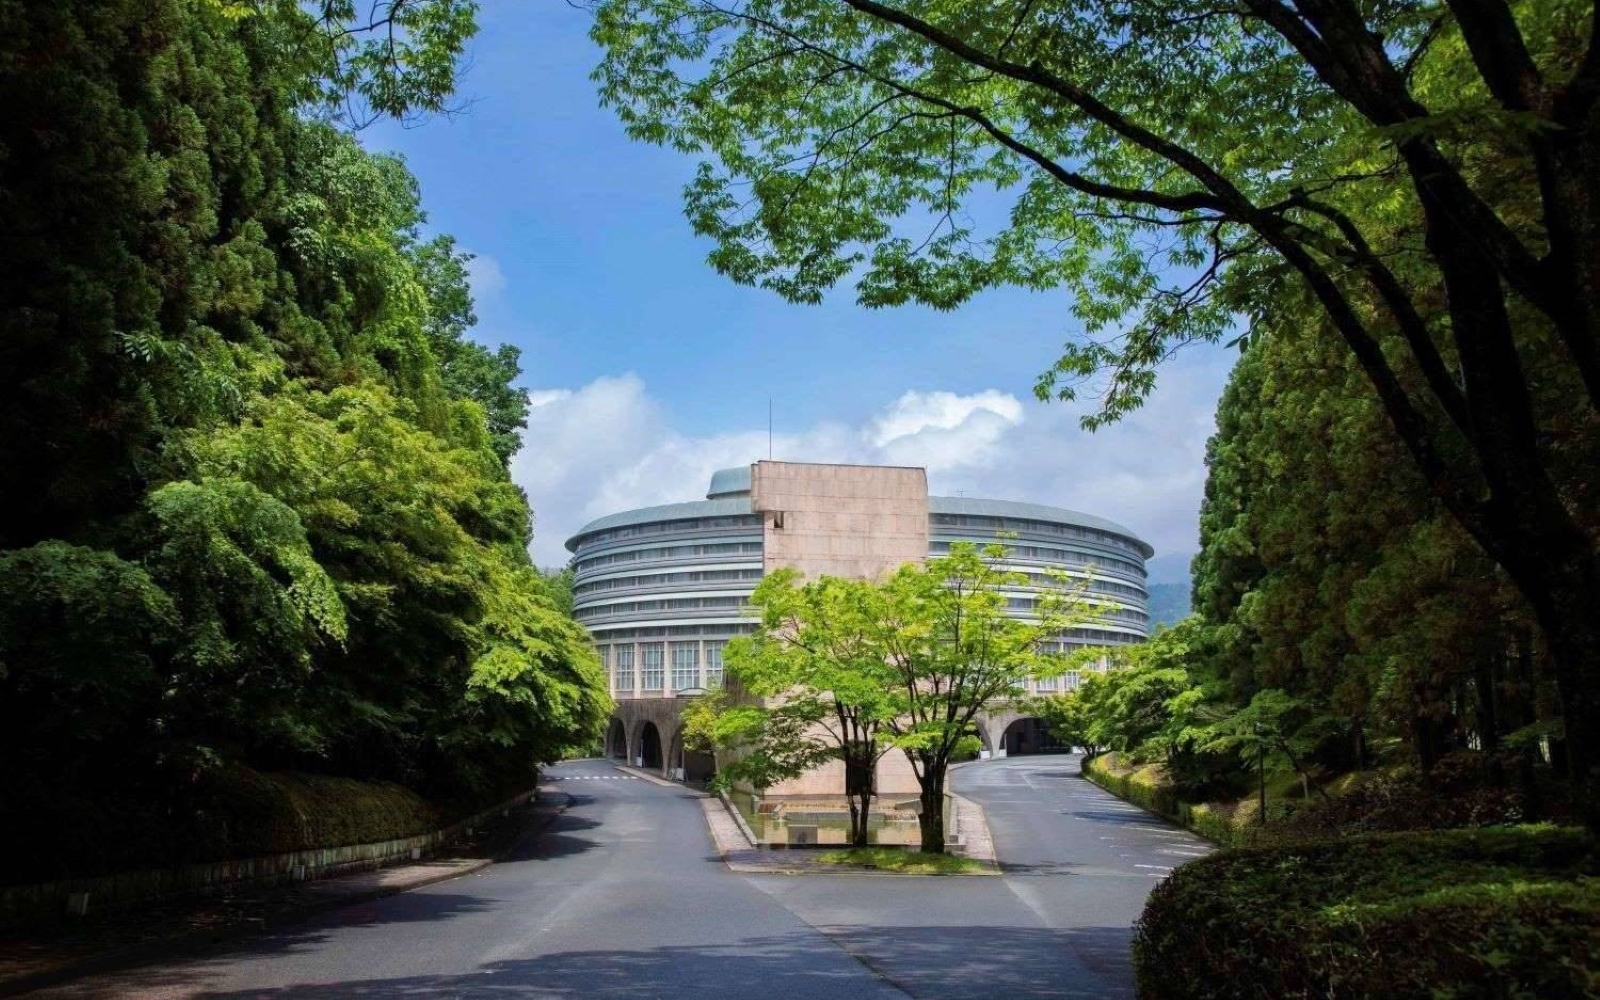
{"left": 187, "top": 766, "right": 447, "bottom": 860}
{"left": 1083, "top": 752, "right": 1257, "bottom": 847}
{"left": 1132, "top": 825, "right": 1600, "bottom": 999}
{"left": 3, "top": 764, "right": 472, "bottom": 884}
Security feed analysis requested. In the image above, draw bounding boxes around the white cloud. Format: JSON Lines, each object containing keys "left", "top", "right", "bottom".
{"left": 464, "top": 250, "right": 506, "bottom": 299}
{"left": 868, "top": 389, "right": 1023, "bottom": 446}
{"left": 512, "top": 357, "right": 1232, "bottom": 578}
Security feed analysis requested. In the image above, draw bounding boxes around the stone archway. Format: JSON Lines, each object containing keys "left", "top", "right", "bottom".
{"left": 634, "top": 721, "right": 664, "bottom": 770}
{"left": 605, "top": 718, "right": 627, "bottom": 759}
{"left": 1000, "top": 716, "right": 1069, "bottom": 756}
{"left": 974, "top": 721, "right": 994, "bottom": 755}
{"left": 674, "top": 725, "right": 716, "bottom": 785}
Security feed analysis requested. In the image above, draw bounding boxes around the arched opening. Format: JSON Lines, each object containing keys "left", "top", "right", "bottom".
{"left": 1001, "top": 717, "right": 1069, "bottom": 756}
{"left": 635, "top": 721, "right": 663, "bottom": 770}
{"left": 605, "top": 718, "right": 627, "bottom": 759}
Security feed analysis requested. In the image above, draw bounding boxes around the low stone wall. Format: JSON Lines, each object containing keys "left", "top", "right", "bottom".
{"left": 0, "top": 788, "right": 534, "bottom": 928}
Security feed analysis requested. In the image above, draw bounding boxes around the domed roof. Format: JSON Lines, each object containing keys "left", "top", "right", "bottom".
{"left": 707, "top": 465, "right": 752, "bottom": 499}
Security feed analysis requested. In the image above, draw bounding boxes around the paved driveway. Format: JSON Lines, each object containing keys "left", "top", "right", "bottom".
{"left": 27, "top": 756, "right": 1209, "bottom": 1000}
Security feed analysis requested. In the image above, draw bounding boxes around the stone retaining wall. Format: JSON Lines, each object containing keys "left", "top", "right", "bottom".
{"left": 0, "top": 787, "right": 535, "bottom": 928}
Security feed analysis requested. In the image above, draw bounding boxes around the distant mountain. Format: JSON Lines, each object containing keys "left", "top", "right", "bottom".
{"left": 1147, "top": 582, "right": 1192, "bottom": 628}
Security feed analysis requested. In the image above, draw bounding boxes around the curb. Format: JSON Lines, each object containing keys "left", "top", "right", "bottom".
{"left": 948, "top": 793, "right": 997, "bottom": 864}
{"left": 0, "top": 792, "right": 572, "bottom": 998}
{"left": 716, "top": 792, "right": 758, "bottom": 847}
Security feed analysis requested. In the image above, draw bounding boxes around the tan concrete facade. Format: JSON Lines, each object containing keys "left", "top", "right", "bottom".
{"left": 577, "top": 460, "right": 1153, "bottom": 795}
{"left": 746, "top": 462, "right": 929, "bottom": 796}
{"left": 751, "top": 461, "right": 928, "bottom": 581}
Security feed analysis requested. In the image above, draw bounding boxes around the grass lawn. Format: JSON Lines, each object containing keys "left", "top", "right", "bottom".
{"left": 815, "top": 847, "right": 987, "bottom": 874}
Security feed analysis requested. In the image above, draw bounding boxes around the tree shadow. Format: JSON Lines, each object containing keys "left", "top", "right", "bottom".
{"left": 137, "top": 924, "right": 1138, "bottom": 1000}
{"left": 1059, "top": 809, "right": 1173, "bottom": 828}
{"left": 20, "top": 813, "right": 615, "bottom": 999}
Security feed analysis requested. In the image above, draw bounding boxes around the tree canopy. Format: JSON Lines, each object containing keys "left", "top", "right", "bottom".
{"left": 695, "top": 543, "right": 1089, "bottom": 852}
{"left": 591, "top": 0, "right": 1600, "bottom": 824}
{"left": 0, "top": 0, "right": 608, "bottom": 878}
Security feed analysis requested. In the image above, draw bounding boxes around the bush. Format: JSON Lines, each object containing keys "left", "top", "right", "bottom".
{"left": 1083, "top": 752, "right": 1257, "bottom": 847}
{"left": 2, "top": 764, "right": 470, "bottom": 884}
{"left": 1132, "top": 825, "right": 1600, "bottom": 999}
{"left": 187, "top": 766, "right": 447, "bottom": 860}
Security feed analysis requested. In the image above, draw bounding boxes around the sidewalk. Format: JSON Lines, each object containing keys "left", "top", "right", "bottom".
{"left": 0, "top": 787, "right": 571, "bottom": 998}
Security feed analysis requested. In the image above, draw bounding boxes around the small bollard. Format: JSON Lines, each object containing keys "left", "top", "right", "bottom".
{"left": 410, "top": 848, "right": 422, "bottom": 861}
{"left": 292, "top": 864, "right": 308, "bottom": 882}
{"left": 64, "top": 892, "right": 90, "bottom": 917}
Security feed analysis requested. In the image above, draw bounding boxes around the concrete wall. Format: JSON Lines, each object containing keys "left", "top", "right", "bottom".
{"left": 0, "top": 788, "right": 535, "bottom": 929}
{"left": 751, "top": 461, "right": 928, "bottom": 581}
{"left": 746, "top": 462, "right": 930, "bottom": 796}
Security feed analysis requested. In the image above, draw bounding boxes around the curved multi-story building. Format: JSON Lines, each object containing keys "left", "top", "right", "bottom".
{"left": 567, "top": 461, "right": 1152, "bottom": 781}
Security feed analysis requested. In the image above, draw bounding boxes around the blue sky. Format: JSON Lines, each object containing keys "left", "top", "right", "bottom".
{"left": 366, "top": 3, "right": 1234, "bottom": 580}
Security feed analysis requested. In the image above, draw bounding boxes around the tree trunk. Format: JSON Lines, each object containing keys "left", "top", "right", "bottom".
{"left": 844, "top": 750, "right": 874, "bottom": 848}
{"left": 1515, "top": 565, "right": 1600, "bottom": 828}
{"left": 916, "top": 757, "right": 947, "bottom": 853}
{"left": 1474, "top": 658, "right": 1500, "bottom": 756}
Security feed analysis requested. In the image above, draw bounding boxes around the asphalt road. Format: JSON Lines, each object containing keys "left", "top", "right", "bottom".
{"left": 29, "top": 756, "right": 1210, "bottom": 1000}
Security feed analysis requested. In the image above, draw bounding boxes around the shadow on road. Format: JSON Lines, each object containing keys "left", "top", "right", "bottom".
{"left": 39, "top": 925, "right": 1138, "bottom": 999}
{"left": 155, "top": 924, "right": 1137, "bottom": 1000}
{"left": 26, "top": 814, "right": 612, "bottom": 1000}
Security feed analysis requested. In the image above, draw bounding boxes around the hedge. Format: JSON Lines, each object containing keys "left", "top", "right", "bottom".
{"left": 5, "top": 764, "right": 450, "bottom": 884}
{"left": 1082, "top": 752, "right": 1255, "bottom": 847}
{"left": 188, "top": 766, "right": 447, "bottom": 859}
{"left": 1132, "top": 825, "right": 1600, "bottom": 999}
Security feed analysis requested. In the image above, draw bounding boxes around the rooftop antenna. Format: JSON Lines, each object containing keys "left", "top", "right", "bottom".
{"left": 768, "top": 397, "right": 773, "bottom": 460}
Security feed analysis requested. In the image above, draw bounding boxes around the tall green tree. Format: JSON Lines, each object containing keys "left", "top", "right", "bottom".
{"left": 592, "top": 0, "right": 1600, "bottom": 823}
{"left": 0, "top": 0, "right": 608, "bottom": 877}
{"left": 703, "top": 569, "right": 900, "bottom": 846}
{"left": 876, "top": 543, "right": 1087, "bottom": 852}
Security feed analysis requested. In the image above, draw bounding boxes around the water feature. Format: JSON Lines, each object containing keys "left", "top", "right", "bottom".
{"left": 726, "top": 791, "right": 950, "bottom": 848}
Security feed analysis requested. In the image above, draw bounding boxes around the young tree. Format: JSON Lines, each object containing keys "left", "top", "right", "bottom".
{"left": 876, "top": 543, "right": 1088, "bottom": 852}
{"left": 592, "top": 0, "right": 1600, "bottom": 825}
{"left": 707, "top": 569, "right": 900, "bottom": 846}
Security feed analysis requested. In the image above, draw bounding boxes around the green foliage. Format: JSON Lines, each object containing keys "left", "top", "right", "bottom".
{"left": 183, "top": 765, "right": 446, "bottom": 860}
{"left": 690, "top": 543, "right": 1090, "bottom": 851}
{"left": 879, "top": 542, "right": 1092, "bottom": 851}
{"left": 1083, "top": 753, "right": 1256, "bottom": 849}
{"left": 0, "top": 0, "right": 607, "bottom": 879}
{"left": 695, "top": 570, "right": 900, "bottom": 844}
{"left": 589, "top": 0, "right": 1600, "bottom": 823}
{"left": 1133, "top": 826, "right": 1600, "bottom": 1000}
{"left": 684, "top": 690, "right": 836, "bottom": 796}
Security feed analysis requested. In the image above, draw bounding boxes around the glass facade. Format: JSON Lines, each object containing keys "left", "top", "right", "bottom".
{"left": 640, "top": 643, "right": 664, "bottom": 691}
{"left": 614, "top": 646, "right": 635, "bottom": 693}
{"left": 671, "top": 642, "right": 700, "bottom": 691}
{"left": 567, "top": 467, "right": 1152, "bottom": 708}
{"left": 703, "top": 641, "right": 725, "bottom": 689}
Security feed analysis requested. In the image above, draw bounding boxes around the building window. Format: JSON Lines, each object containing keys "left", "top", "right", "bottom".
{"left": 641, "top": 643, "right": 664, "bottom": 691}
{"left": 597, "top": 645, "right": 610, "bottom": 693}
{"left": 1036, "top": 675, "right": 1058, "bottom": 693}
{"left": 704, "top": 641, "right": 725, "bottom": 689}
{"left": 671, "top": 642, "right": 700, "bottom": 692}
{"left": 614, "top": 646, "right": 635, "bottom": 694}
{"left": 1064, "top": 670, "right": 1082, "bottom": 691}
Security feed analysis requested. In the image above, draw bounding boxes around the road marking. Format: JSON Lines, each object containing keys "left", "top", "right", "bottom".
{"left": 548, "top": 775, "right": 639, "bottom": 781}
